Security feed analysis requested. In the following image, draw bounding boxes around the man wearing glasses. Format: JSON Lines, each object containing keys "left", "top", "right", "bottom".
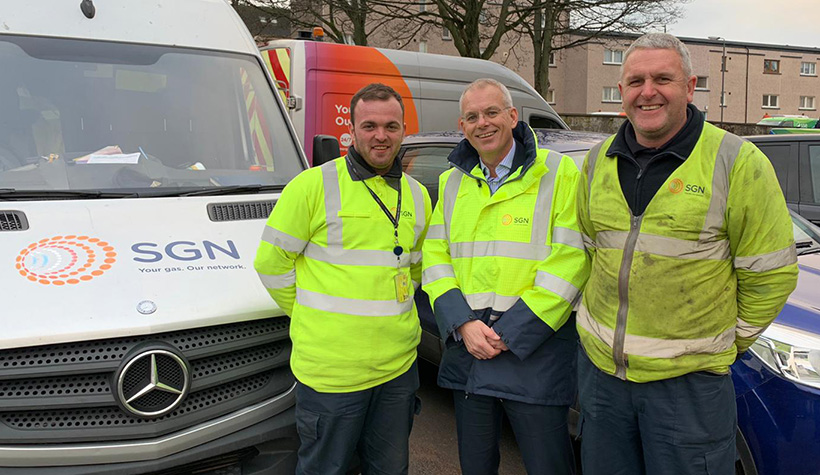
{"left": 422, "top": 78, "right": 590, "bottom": 474}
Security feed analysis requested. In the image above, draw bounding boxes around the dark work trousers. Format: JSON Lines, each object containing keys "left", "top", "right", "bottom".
{"left": 294, "top": 361, "right": 420, "bottom": 475}
{"left": 453, "top": 390, "right": 575, "bottom": 475}
{"left": 577, "top": 347, "right": 737, "bottom": 475}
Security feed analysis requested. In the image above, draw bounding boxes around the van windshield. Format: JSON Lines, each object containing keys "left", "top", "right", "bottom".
{"left": 0, "top": 35, "right": 304, "bottom": 196}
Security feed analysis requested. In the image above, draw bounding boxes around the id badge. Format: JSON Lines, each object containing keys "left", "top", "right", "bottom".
{"left": 394, "top": 272, "right": 410, "bottom": 303}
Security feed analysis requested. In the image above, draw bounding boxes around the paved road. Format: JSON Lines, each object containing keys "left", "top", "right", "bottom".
{"left": 408, "top": 360, "right": 528, "bottom": 475}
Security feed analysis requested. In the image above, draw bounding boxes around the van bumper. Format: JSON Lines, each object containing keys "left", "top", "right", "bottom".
{"left": 0, "top": 387, "right": 298, "bottom": 475}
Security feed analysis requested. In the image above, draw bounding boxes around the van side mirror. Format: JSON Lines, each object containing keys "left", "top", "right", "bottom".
{"left": 312, "top": 135, "right": 340, "bottom": 167}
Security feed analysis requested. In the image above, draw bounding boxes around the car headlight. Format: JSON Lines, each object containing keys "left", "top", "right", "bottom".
{"left": 749, "top": 323, "right": 820, "bottom": 389}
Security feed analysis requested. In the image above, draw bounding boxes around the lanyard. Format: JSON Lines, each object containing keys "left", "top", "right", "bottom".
{"left": 346, "top": 158, "right": 404, "bottom": 259}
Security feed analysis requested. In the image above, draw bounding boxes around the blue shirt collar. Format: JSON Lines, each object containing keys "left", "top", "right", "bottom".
{"left": 478, "top": 141, "right": 516, "bottom": 181}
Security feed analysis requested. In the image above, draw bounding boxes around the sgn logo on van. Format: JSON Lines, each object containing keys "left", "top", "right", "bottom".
{"left": 668, "top": 178, "right": 706, "bottom": 195}
{"left": 17, "top": 235, "right": 117, "bottom": 286}
{"left": 131, "top": 240, "right": 240, "bottom": 262}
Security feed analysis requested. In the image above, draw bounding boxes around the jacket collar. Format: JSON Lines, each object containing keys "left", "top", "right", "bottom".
{"left": 447, "top": 121, "right": 538, "bottom": 177}
{"left": 345, "top": 145, "right": 404, "bottom": 181}
{"left": 607, "top": 103, "right": 704, "bottom": 162}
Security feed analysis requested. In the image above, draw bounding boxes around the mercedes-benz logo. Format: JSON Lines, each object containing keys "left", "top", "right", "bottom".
{"left": 115, "top": 347, "right": 191, "bottom": 418}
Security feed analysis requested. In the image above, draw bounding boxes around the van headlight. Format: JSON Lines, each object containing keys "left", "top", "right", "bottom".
{"left": 749, "top": 323, "right": 820, "bottom": 389}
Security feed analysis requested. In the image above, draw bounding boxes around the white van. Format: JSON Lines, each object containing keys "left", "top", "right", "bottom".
{"left": 260, "top": 40, "right": 568, "bottom": 164}
{"left": 0, "top": 0, "right": 302, "bottom": 473}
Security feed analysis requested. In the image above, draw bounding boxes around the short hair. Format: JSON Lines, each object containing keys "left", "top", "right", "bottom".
{"left": 350, "top": 83, "right": 405, "bottom": 125}
{"left": 459, "top": 78, "right": 514, "bottom": 112}
{"left": 622, "top": 33, "right": 694, "bottom": 79}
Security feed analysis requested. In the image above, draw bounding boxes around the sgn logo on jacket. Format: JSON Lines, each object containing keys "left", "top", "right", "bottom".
{"left": 501, "top": 214, "right": 530, "bottom": 226}
{"left": 668, "top": 178, "right": 706, "bottom": 195}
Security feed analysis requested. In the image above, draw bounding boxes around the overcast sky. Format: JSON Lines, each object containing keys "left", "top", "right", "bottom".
{"left": 666, "top": 0, "right": 820, "bottom": 48}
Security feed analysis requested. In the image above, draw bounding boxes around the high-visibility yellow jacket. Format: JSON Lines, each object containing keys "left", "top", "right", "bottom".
{"left": 577, "top": 122, "right": 799, "bottom": 382}
{"left": 254, "top": 155, "right": 431, "bottom": 392}
{"left": 422, "top": 122, "right": 590, "bottom": 405}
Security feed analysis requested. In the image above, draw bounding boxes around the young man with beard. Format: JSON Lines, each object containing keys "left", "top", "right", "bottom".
{"left": 255, "top": 83, "right": 431, "bottom": 475}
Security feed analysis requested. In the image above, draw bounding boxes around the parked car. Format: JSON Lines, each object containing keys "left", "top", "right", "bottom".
{"left": 403, "top": 130, "right": 820, "bottom": 475}
{"left": 747, "top": 133, "right": 820, "bottom": 225}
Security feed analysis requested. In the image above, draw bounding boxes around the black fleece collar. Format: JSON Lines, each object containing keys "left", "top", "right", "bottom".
{"left": 607, "top": 103, "right": 704, "bottom": 162}
{"left": 345, "top": 145, "right": 404, "bottom": 181}
{"left": 448, "top": 121, "right": 538, "bottom": 175}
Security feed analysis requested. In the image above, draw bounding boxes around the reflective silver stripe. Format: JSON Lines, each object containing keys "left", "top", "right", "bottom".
{"left": 534, "top": 271, "right": 580, "bottom": 304}
{"left": 321, "top": 162, "right": 343, "bottom": 246}
{"left": 577, "top": 304, "right": 736, "bottom": 358}
{"left": 441, "top": 171, "right": 462, "bottom": 241}
{"left": 422, "top": 264, "right": 456, "bottom": 285}
{"left": 465, "top": 292, "right": 519, "bottom": 312}
{"left": 427, "top": 224, "right": 446, "bottom": 240}
{"left": 304, "top": 243, "right": 410, "bottom": 267}
{"left": 736, "top": 318, "right": 767, "bottom": 339}
{"left": 411, "top": 251, "right": 422, "bottom": 265}
{"left": 701, "top": 132, "right": 745, "bottom": 241}
{"left": 530, "top": 151, "right": 562, "bottom": 245}
{"left": 257, "top": 270, "right": 295, "bottom": 290}
{"left": 734, "top": 245, "right": 798, "bottom": 272}
{"left": 450, "top": 241, "right": 550, "bottom": 261}
{"left": 296, "top": 288, "right": 413, "bottom": 316}
{"left": 596, "top": 231, "right": 731, "bottom": 260}
{"left": 261, "top": 226, "right": 308, "bottom": 254}
{"left": 553, "top": 227, "right": 585, "bottom": 251}
{"left": 407, "top": 176, "right": 427, "bottom": 249}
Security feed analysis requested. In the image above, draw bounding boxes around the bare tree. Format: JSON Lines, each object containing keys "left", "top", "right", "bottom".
{"left": 520, "top": 1, "right": 687, "bottom": 96}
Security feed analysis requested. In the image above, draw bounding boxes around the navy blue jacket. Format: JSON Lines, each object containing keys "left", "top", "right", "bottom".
{"left": 434, "top": 122, "right": 578, "bottom": 406}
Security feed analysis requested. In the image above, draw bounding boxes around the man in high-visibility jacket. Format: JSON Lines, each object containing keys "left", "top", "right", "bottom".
{"left": 422, "top": 78, "right": 590, "bottom": 474}
{"left": 254, "top": 83, "right": 431, "bottom": 475}
{"left": 576, "top": 33, "right": 799, "bottom": 475}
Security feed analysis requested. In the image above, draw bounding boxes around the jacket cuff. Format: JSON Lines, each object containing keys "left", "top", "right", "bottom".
{"left": 492, "top": 299, "right": 555, "bottom": 361}
{"left": 433, "top": 288, "right": 475, "bottom": 343}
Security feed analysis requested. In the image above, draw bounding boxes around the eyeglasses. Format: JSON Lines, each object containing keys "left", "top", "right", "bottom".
{"left": 461, "top": 106, "right": 512, "bottom": 124}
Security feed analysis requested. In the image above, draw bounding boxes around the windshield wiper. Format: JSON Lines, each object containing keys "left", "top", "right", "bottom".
{"left": 0, "top": 189, "right": 140, "bottom": 200}
{"left": 147, "top": 184, "right": 286, "bottom": 197}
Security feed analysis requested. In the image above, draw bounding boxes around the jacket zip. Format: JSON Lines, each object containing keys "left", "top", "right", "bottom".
{"left": 613, "top": 162, "right": 647, "bottom": 380}
{"left": 614, "top": 213, "right": 642, "bottom": 379}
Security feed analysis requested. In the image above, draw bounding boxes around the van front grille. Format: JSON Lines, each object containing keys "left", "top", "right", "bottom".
{"left": 208, "top": 201, "right": 275, "bottom": 222}
{"left": 0, "top": 317, "right": 293, "bottom": 444}
{"left": 0, "top": 210, "right": 28, "bottom": 231}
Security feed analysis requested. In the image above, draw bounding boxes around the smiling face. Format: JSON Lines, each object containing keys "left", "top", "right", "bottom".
{"left": 458, "top": 84, "right": 519, "bottom": 166}
{"left": 619, "top": 48, "right": 697, "bottom": 148}
{"left": 349, "top": 97, "right": 406, "bottom": 174}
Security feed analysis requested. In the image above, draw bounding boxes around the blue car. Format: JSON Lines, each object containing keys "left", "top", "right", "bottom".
{"left": 402, "top": 130, "right": 820, "bottom": 475}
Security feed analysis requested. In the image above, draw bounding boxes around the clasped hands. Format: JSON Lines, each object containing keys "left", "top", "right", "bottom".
{"left": 457, "top": 320, "right": 509, "bottom": 360}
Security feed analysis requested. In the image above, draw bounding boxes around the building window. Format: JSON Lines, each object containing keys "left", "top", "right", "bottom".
{"left": 442, "top": 27, "right": 451, "bottom": 40}
{"left": 763, "top": 94, "right": 779, "bottom": 108}
{"left": 604, "top": 49, "right": 624, "bottom": 65}
{"left": 419, "top": 41, "right": 427, "bottom": 53}
{"left": 801, "top": 62, "right": 817, "bottom": 76}
{"left": 418, "top": 0, "right": 426, "bottom": 12}
{"left": 764, "top": 59, "right": 780, "bottom": 74}
{"left": 602, "top": 87, "right": 622, "bottom": 103}
{"left": 549, "top": 52, "right": 556, "bottom": 66}
{"left": 695, "top": 76, "right": 708, "bottom": 90}
{"left": 800, "top": 96, "right": 816, "bottom": 110}
{"left": 546, "top": 89, "right": 555, "bottom": 104}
